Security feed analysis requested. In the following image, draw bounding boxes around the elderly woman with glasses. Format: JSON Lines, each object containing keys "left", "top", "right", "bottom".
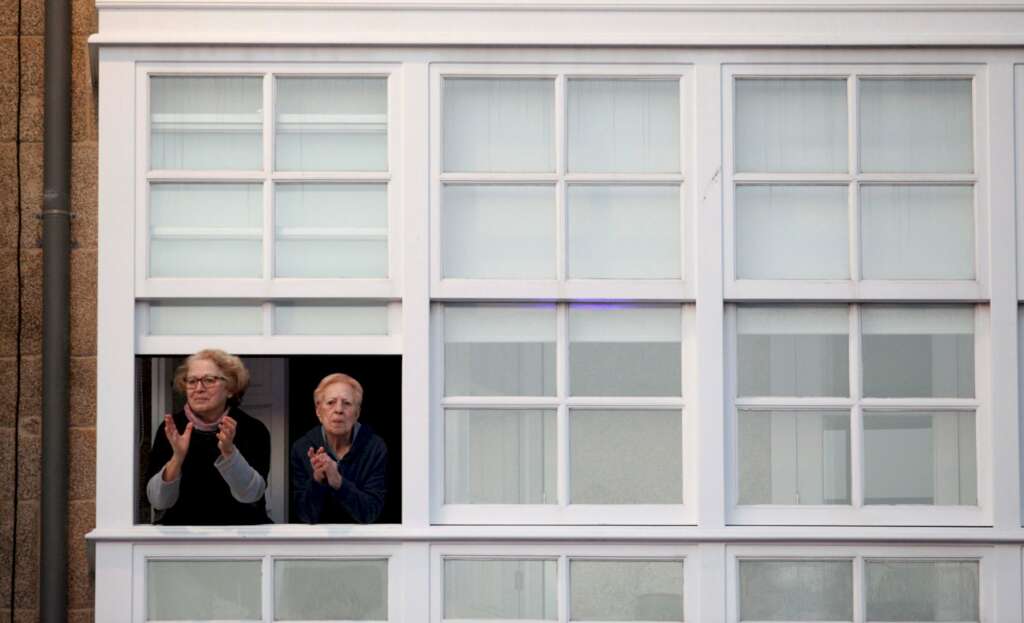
{"left": 146, "top": 349, "right": 272, "bottom": 525}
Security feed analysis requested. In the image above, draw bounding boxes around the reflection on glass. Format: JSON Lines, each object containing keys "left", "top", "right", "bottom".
{"left": 444, "top": 305, "right": 556, "bottom": 397}
{"left": 738, "top": 410, "right": 850, "bottom": 505}
{"left": 570, "top": 409, "right": 682, "bottom": 504}
{"left": 737, "top": 306, "right": 849, "bottom": 397}
{"left": 569, "top": 305, "right": 682, "bottom": 397}
{"left": 861, "top": 306, "right": 974, "bottom": 398}
{"left": 865, "top": 560, "right": 979, "bottom": 622}
{"left": 274, "top": 559, "right": 387, "bottom": 621}
{"left": 738, "top": 560, "right": 853, "bottom": 621}
{"left": 570, "top": 559, "right": 684, "bottom": 621}
{"left": 445, "top": 409, "right": 556, "bottom": 504}
{"left": 863, "top": 411, "right": 977, "bottom": 506}
{"left": 444, "top": 558, "right": 557, "bottom": 620}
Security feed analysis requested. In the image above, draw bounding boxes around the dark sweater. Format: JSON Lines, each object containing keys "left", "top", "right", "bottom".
{"left": 290, "top": 423, "right": 388, "bottom": 524}
{"left": 147, "top": 407, "right": 272, "bottom": 525}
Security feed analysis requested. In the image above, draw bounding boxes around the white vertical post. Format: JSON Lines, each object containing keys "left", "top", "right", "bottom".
{"left": 989, "top": 62, "right": 1020, "bottom": 529}
{"left": 695, "top": 543, "right": 726, "bottom": 623}
{"left": 694, "top": 60, "right": 726, "bottom": 529}
{"left": 990, "top": 544, "right": 1023, "bottom": 623}
{"left": 95, "top": 542, "right": 134, "bottom": 623}
{"left": 402, "top": 62, "right": 432, "bottom": 528}
{"left": 97, "top": 49, "right": 139, "bottom": 529}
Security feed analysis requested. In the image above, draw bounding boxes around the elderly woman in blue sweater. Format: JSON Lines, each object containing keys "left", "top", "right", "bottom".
{"left": 290, "top": 373, "right": 388, "bottom": 524}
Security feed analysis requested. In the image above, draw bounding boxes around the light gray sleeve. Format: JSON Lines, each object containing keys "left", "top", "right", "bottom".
{"left": 215, "top": 450, "right": 267, "bottom": 503}
{"left": 146, "top": 467, "right": 181, "bottom": 510}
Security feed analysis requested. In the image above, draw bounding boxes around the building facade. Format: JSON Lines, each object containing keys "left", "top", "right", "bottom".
{"left": 87, "top": 1, "right": 1024, "bottom": 621}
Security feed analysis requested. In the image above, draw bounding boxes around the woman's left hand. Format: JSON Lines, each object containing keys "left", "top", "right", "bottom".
{"left": 217, "top": 415, "right": 237, "bottom": 457}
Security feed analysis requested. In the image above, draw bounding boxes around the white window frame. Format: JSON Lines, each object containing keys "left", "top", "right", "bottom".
{"left": 725, "top": 303, "right": 992, "bottom": 526}
{"left": 429, "top": 62, "right": 695, "bottom": 302}
{"left": 430, "top": 303, "right": 698, "bottom": 525}
{"left": 135, "top": 62, "right": 404, "bottom": 302}
{"left": 132, "top": 542, "right": 403, "bottom": 623}
{"left": 725, "top": 544, "right": 995, "bottom": 623}
{"left": 722, "top": 63, "right": 990, "bottom": 301}
{"left": 430, "top": 543, "right": 698, "bottom": 623}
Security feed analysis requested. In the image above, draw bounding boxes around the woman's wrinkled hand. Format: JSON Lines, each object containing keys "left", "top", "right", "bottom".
{"left": 161, "top": 414, "right": 193, "bottom": 482}
{"left": 217, "top": 415, "right": 237, "bottom": 457}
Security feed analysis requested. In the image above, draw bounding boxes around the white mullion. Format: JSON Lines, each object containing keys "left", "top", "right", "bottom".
{"left": 441, "top": 396, "right": 561, "bottom": 409}
{"left": 735, "top": 397, "right": 855, "bottom": 409}
{"left": 557, "top": 303, "right": 570, "bottom": 508}
{"left": 558, "top": 554, "right": 569, "bottom": 623}
{"left": 262, "top": 301, "right": 273, "bottom": 337}
{"left": 439, "top": 172, "right": 560, "bottom": 183}
{"left": 732, "top": 173, "right": 853, "bottom": 184}
{"left": 261, "top": 555, "right": 273, "bottom": 623}
{"left": 849, "top": 179, "right": 861, "bottom": 282}
{"left": 270, "top": 171, "right": 392, "bottom": 183}
{"left": 723, "top": 305, "right": 738, "bottom": 522}
{"left": 262, "top": 73, "right": 275, "bottom": 283}
{"left": 848, "top": 74, "right": 861, "bottom": 283}
{"left": 145, "top": 170, "right": 267, "bottom": 182}
{"left": 556, "top": 179, "right": 567, "bottom": 282}
{"left": 850, "top": 305, "right": 864, "bottom": 509}
{"left": 853, "top": 555, "right": 864, "bottom": 623}
{"left": 565, "top": 397, "right": 686, "bottom": 408}
{"left": 563, "top": 172, "right": 686, "bottom": 183}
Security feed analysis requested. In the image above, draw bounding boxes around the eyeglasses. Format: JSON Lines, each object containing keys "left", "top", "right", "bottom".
{"left": 185, "top": 375, "right": 227, "bottom": 389}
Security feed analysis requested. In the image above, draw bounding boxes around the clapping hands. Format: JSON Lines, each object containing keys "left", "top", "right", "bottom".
{"left": 307, "top": 446, "right": 342, "bottom": 490}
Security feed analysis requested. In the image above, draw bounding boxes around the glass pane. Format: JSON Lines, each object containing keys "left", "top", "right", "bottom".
{"left": 567, "top": 78, "right": 680, "bottom": 173}
{"left": 738, "top": 410, "right": 851, "bottom": 505}
{"left": 275, "top": 77, "right": 387, "bottom": 171}
{"left": 146, "top": 559, "right": 261, "bottom": 621}
{"left": 866, "top": 560, "right": 979, "bottom": 622}
{"left": 570, "top": 560, "right": 684, "bottom": 622}
{"left": 275, "top": 184, "right": 387, "bottom": 278}
{"left": 444, "top": 305, "right": 556, "bottom": 397}
{"left": 735, "top": 185, "right": 849, "bottom": 279}
{"left": 738, "top": 560, "right": 853, "bottom": 621}
{"left": 445, "top": 409, "right": 556, "bottom": 504}
{"left": 275, "top": 559, "right": 387, "bottom": 621}
{"left": 443, "top": 184, "right": 555, "bottom": 279}
{"left": 860, "top": 185, "right": 974, "bottom": 280}
{"left": 864, "top": 411, "right": 977, "bottom": 505}
{"left": 860, "top": 79, "right": 973, "bottom": 174}
{"left": 861, "top": 306, "right": 974, "bottom": 398}
{"left": 151, "top": 76, "right": 262, "bottom": 171}
{"left": 568, "top": 185, "right": 681, "bottom": 279}
{"left": 149, "top": 302, "right": 262, "bottom": 336}
{"left": 570, "top": 409, "right": 682, "bottom": 504}
{"left": 734, "top": 78, "right": 847, "bottom": 173}
{"left": 737, "top": 306, "right": 849, "bottom": 397}
{"left": 444, "top": 558, "right": 557, "bottom": 620}
{"left": 443, "top": 78, "right": 554, "bottom": 173}
{"left": 569, "top": 305, "right": 681, "bottom": 396}
{"left": 150, "top": 183, "right": 262, "bottom": 278}
{"left": 273, "top": 303, "right": 388, "bottom": 335}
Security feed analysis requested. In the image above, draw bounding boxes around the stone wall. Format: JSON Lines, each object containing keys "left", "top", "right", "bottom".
{"left": 0, "top": 0, "right": 98, "bottom": 621}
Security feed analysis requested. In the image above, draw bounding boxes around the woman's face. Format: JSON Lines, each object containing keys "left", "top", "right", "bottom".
{"left": 185, "top": 358, "right": 231, "bottom": 421}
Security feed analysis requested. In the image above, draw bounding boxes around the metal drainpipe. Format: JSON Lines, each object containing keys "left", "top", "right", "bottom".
{"left": 40, "top": 0, "right": 71, "bottom": 619}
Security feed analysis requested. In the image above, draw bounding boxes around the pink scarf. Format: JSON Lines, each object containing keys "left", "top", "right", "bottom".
{"left": 184, "top": 404, "right": 228, "bottom": 432}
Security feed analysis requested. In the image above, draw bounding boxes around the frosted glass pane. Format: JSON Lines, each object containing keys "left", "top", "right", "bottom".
{"left": 737, "top": 306, "right": 849, "bottom": 397}
{"left": 864, "top": 411, "right": 977, "bottom": 505}
{"left": 570, "top": 409, "right": 682, "bottom": 504}
{"left": 275, "top": 559, "right": 387, "bottom": 621}
{"left": 149, "top": 303, "right": 262, "bottom": 336}
{"left": 568, "top": 185, "right": 680, "bottom": 279}
{"left": 445, "top": 409, "right": 556, "bottom": 504}
{"left": 443, "top": 185, "right": 555, "bottom": 279}
{"left": 738, "top": 560, "right": 853, "bottom": 621}
{"left": 444, "top": 559, "right": 557, "bottom": 620}
{"left": 276, "top": 77, "right": 387, "bottom": 171}
{"left": 151, "top": 76, "right": 262, "bottom": 170}
{"left": 275, "top": 184, "right": 387, "bottom": 278}
{"left": 735, "top": 79, "right": 847, "bottom": 173}
{"left": 568, "top": 79, "right": 680, "bottom": 173}
{"left": 862, "top": 306, "right": 974, "bottom": 398}
{"left": 569, "top": 305, "right": 681, "bottom": 396}
{"left": 273, "top": 304, "right": 388, "bottom": 335}
{"left": 860, "top": 79, "right": 973, "bottom": 173}
{"left": 150, "top": 184, "right": 262, "bottom": 278}
{"left": 444, "top": 305, "right": 556, "bottom": 396}
{"left": 866, "top": 560, "right": 979, "bottom": 622}
{"left": 443, "top": 78, "right": 554, "bottom": 173}
{"left": 861, "top": 185, "right": 974, "bottom": 280}
{"left": 146, "top": 560, "right": 261, "bottom": 621}
{"left": 738, "top": 410, "right": 850, "bottom": 505}
{"left": 570, "top": 560, "right": 684, "bottom": 621}
{"left": 736, "top": 185, "right": 849, "bottom": 279}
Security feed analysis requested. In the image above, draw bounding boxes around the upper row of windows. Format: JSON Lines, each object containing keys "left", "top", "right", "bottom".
{"left": 144, "top": 73, "right": 977, "bottom": 284}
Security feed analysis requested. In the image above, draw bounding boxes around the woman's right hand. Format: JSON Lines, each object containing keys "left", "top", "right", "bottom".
{"left": 161, "top": 414, "right": 193, "bottom": 482}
